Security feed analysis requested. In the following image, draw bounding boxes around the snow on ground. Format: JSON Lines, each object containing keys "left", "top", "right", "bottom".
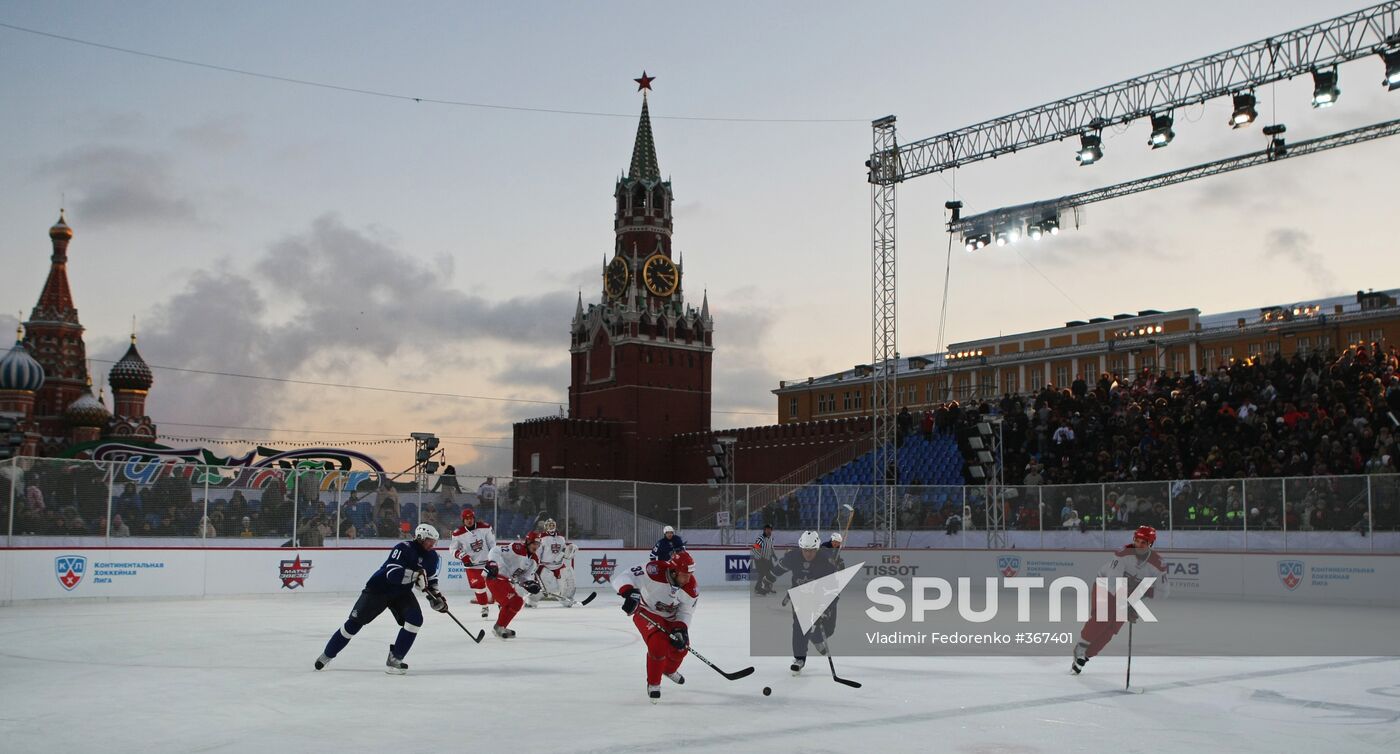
{"left": 1, "top": 589, "right": 1397, "bottom": 753}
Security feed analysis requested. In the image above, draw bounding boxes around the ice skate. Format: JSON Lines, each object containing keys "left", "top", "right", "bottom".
{"left": 385, "top": 651, "right": 408, "bottom": 675}
{"left": 1071, "top": 643, "right": 1088, "bottom": 675}
{"left": 481, "top": 604, "right": 490, "bottom": 619}
{"left": 560, "top": 598, "right": 575, "bottom": 608}
{"left": 314, "top": 653, "right": 331, "bottom": 671}
{"left": 665, "top": 671, "right": 685, "bottom": 685}
{"left": 790, "top": 657, "right": 806, "bottom": 675}
{"left": 493, "top": 624, "right": 516, "bottom": 639}
{"left": 648, "top": 684, "right": 661, "bottom": 704}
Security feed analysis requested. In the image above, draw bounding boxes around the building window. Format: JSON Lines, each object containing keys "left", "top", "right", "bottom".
{"left": 925, "top": 383, "right": 934, "bottom": 402}
{"left": 842, "top": 392, "right": 852, "bottom": 411}
{"left": 788, "top": 397, "right": 798, "bottom": 417}
{"left": 854, "top": 391, "right": 863, "bottom": 410}
{"left": 1055, "top": 366, "right": 1069, "bottom": 388}
{"left": 1319, "top": 335, "right": 1331, "bottom": 349}
{"left": 1370, "top": 329, "right": 1384, "bottom": 343}
{"left": 1222, "top": 346, "right": 1233, "bottom": 362}
{"left": 1347, "top": 331, "right": 1362, "bottom": 345}
{"left": 1297, "top": 337, "right": 1310, "bottom": 353}
{"left": 1249, "top": 343, "right": 1262, "bottom": 356}
{"left": 1266, "top": 340, "right": 1280, "bottom": 354}
{"left": 1172, "top": 352, "right": 1186, "bottom": 374}
{"left": 1204, "top": 348, "right": 1216, "bottom": 368}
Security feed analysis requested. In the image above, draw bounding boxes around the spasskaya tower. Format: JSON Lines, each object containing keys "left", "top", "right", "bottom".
{"left": 514, "top": 73, "right": 714, "bottom": 483}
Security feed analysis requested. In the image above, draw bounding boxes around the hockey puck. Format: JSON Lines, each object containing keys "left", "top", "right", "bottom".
{"left": 762, "top": 686, "right": 772, "bottom": 696}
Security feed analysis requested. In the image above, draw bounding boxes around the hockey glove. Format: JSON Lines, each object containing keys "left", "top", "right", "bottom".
{"left": 484, "top": 562, "right": 499, "bottom": 580}
{"left": 668, "top": 627, "right": 689, "bottom": 650}
{"left": 522, "top": 579, "right": 542, "bottom": 595}
{"left": 620, "top": 587, "right": 642, "bottom": 615}
{"left": 426, "top": 589, "right": 449, "bottom": 613}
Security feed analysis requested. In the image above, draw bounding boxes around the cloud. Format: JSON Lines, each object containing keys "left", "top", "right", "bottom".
{"left": 36, "top": 146, "right": 200, "bottom": 226}
{"left": 86, "top": 215, "right": 586, "bottom": 459}
{"left": 494, "top": 358, "right": 571, "bottom": 389}
{"left": 1265, "top": 228, "right": 1337, "bottom": 294}
{"left": 173, "top": 118, "right": 248, "bottom": 152}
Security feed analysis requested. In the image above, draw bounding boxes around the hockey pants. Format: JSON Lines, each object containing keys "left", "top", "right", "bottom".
{"left": 633, "top": 611, "right": 687, "bottom": 686}
{"left": 324, "top": 589, "right": 423, "bottom": 660}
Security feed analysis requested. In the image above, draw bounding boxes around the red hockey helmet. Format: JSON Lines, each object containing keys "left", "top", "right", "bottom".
{"left": 460, "top": 506, "right": 476, "bottom": 522}
{"left": 1133, "top": 525, "right": 1157, "bottom": 546}
{"left": 670, "top": 550, "right": 696, "bottom": 574}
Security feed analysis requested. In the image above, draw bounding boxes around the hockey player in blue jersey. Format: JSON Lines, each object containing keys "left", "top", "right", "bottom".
{"left": 649, "top": 525, "right": 686, "bottom": 562}
{"left": 315, "top": 523, "right": 447, "bottom": 675}
{"left": 755, "top": 530, "right": 841, "bottom": 675}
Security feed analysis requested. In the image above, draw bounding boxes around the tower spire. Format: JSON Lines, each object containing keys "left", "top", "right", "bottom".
{"left": 628, "top": 79, "right": 661, "bottom": 182}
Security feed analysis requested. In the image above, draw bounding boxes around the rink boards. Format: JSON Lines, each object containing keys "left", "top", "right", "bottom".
{"left": 2, "top": 545, "right": 1398, "bottom": 606}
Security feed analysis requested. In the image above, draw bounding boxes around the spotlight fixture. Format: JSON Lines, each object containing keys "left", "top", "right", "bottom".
{"left": 1007, "top": 227, "right": 1021, "bottom": 244}
{"left": 965, "top": 237, "right": 977, "bottom": 252}
{"left": 1384, "top": 49, "right": 1400, "bottom": 90}
{"left": 1263, "top": 123, "right": 1287, "bottom": 159}
{"left": 1076, "top": 132, "right": 1103, "bottom": 165}
{"left": 1042, "top": 216, "right": 1060, "bottom": 235}
{"left": 1148, "top": 112, "right": 1175, "bottom": 148}
{"left": 1311, "top": 68, "right": 1340, "bottom": 108}
{"left": 1028, "top": 223, "right": 1043, "bottom": 240}
{"left": 1230, "top": 92, "right": 1257, "bottom": 128}
{"left": 995, "top": 231, "right": 1010, "bottom": 247}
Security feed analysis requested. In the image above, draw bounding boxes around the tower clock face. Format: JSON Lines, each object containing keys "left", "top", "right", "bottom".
{"left": 642, "top": 253, "right": 678, "bottom": 297}
{"left": 604, "top": 256, "right": 629, "bottom": 299}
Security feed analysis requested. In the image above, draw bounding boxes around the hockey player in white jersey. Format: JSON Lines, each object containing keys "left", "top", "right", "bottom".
{"left": 451, "top": 506, "right": 498, "bottom": 620}
{"left": 532, "top": 518, "right": 577, "bottom": 607}
{"left": 1072, "top": 525, "right": 1169, "bottom": 674}
{"left": 613, "top": 550, "right": 698, "bottom": 703}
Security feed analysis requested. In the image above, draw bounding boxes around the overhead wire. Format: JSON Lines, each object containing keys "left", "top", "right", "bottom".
{"left": 0, "top": 21, "right": 865, "bottom": 124}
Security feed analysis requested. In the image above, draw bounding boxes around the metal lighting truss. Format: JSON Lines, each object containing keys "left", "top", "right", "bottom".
{"left": 870, "top": 116, "right": 899, "bottom": 547}
{"left": 874, "top": 2, "right": 1400, "bottom": 181}
{"left": 949, "top": 117, "right": 1400, "bottom": 238}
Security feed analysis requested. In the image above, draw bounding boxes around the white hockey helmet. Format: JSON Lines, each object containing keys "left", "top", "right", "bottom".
{"left": 414, "top": 523, "right": 440, "bottom": 542}
{"left": 543, "top": 518, "right": 557, "bottom": 533}
{"left": 798, "top": 530, "right": 821, "bottom": 549}
{"left": 829, "top": 532, "right": 844, "bottom": 544}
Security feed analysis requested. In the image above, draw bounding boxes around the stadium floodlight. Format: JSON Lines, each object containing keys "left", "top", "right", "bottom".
{"left": 1149, "top": 112, "right": 1175, "bottom": 148}
{"left": 1027, "top": 223, "right": 1044, "bottom": 240}
{"left": 1311, "top": 69, "right": 1340, "bottom": 108}
{"left": 1230, "top": 92, "right": 1258, "bottom": 128}
{"left": 964, "top": 236, "right": 977, "bottom": 252}
{"left": 1076, "top": 133, "right": 1103, "bottom": 165}
{"left": 1007, "top": 227, "right": 1021, "bottom": 244}
{"left": 1044, "top": 216, "right": 1060, "bottom": 235}
{"left": 1384, "top": 49, "right": 1400, "bottom": 90}
{"left": 995, "top": 231, "right": 1010, "bottom": 246}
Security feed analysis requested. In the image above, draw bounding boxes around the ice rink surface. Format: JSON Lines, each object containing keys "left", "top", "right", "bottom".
{"left": 2, "top": 589, "right": 1398, "bottom": 754}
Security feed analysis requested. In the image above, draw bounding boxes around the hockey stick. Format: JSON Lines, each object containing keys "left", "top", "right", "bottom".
{"left": 540, "top": 587, "right": 597, "bottom": 606}
{"left": 443, "top": 608, "right": 485, "bottom": 643}
{"left": 1125, "top": 620, "right": 1133, "bottom": 691}
{"left": 636, "top": 610, "right": 755, "bottom": 681}
{"left": 828, "top": 657, "right": 861, "bottom": 688}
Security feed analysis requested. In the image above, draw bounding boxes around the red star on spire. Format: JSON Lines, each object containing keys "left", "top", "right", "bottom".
{"left": 634, "top": 71, "right": 655, "bottom": 92}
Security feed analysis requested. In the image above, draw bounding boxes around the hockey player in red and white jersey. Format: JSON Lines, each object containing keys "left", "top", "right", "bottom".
{"left": 451, "top": 506, "right": 496, "bottom": 619}
{"left": 452, "top": 509, "right": 540, "bottom": 639}
{"left": 1071, "top": 525, "right": 1169, "bottom": 674}
{"left": 614, "top": 550, "right": 698, "bottom": 703}
{"left": 496, "top": 536, "right": 543, "bottom": 628}
{"left": 532, "top": 518, "right": 577, "bottom": 607}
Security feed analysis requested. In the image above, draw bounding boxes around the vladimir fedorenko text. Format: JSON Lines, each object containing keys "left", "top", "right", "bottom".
{"left": 865, "top": 631, "right": 1075, "bottom": 645}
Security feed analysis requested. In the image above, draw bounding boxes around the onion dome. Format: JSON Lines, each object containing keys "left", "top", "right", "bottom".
{"left": 66, "top": 382, "right": 110, "bottom": 428}
{"left": 50, "top": 209, "right": 73, "bottom": 240}
{"left": 109, "top": 335, "right": 153, "bottom": 391}
{"left": 0, "top": 328, "right": 45, "bottom": 392}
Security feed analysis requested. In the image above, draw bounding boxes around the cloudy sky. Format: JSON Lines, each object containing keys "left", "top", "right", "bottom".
{"left": 1, "top": 0, "right": 1395, "bottom": 472}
